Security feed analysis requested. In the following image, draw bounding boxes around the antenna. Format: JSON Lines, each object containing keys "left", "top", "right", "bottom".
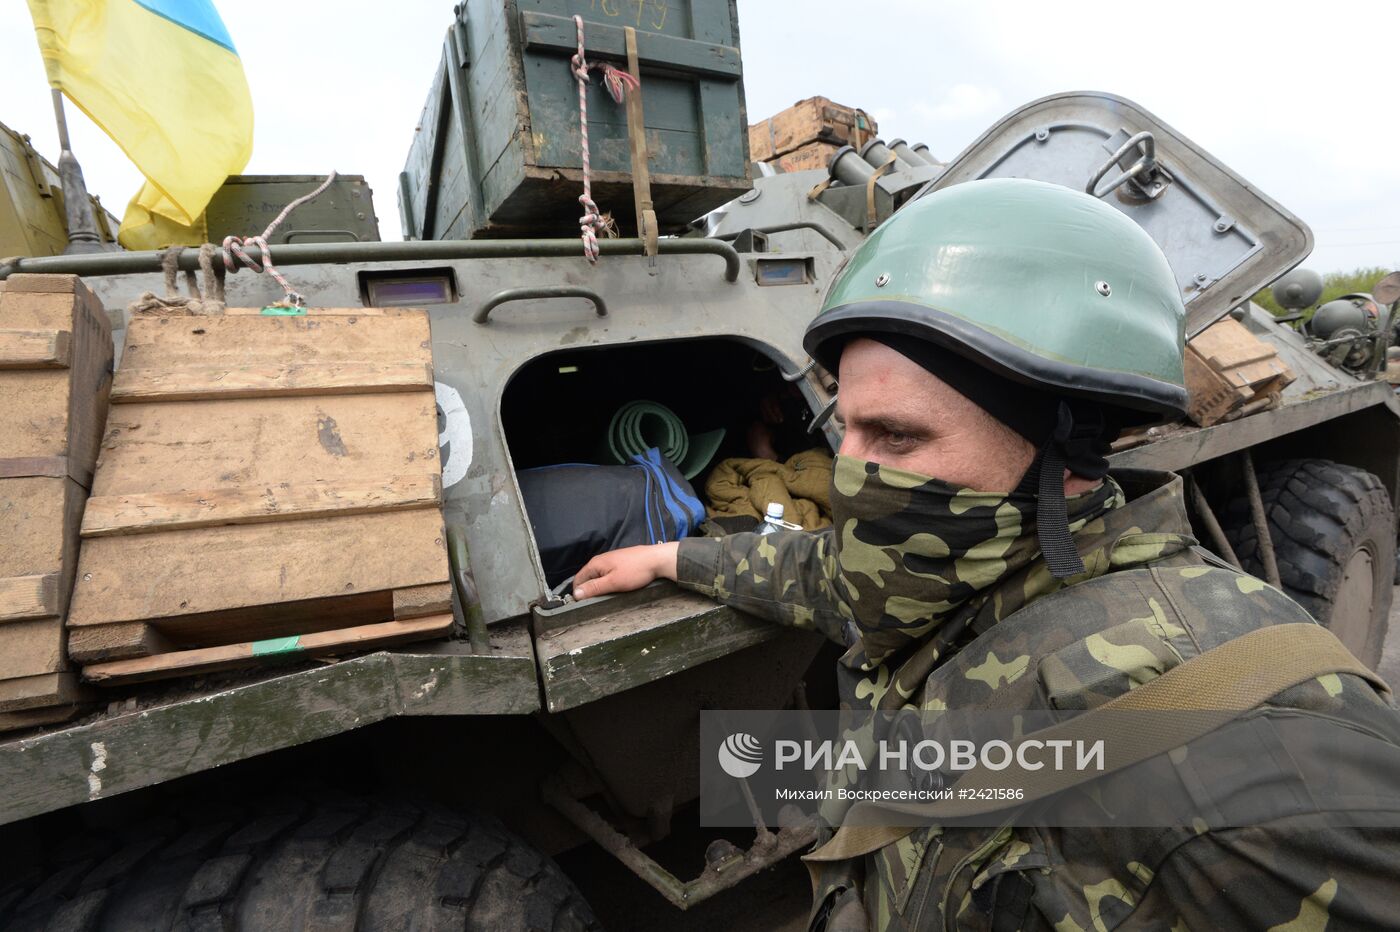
{"left": 50, "top": 89, "right": 104, "bottom": 254}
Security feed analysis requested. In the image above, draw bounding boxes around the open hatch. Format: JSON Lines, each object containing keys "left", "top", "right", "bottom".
{"left": 928, "top": 91, "right": 1313, "bottom": 337}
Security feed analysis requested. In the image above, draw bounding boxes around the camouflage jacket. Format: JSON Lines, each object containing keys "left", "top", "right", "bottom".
{"left": 676, "top": 468, "right": 1400, "bottom": 930}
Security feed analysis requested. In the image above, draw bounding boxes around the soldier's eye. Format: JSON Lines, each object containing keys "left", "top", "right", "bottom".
{"left": 882, "top": 430, "right": 915, "bottom": 449}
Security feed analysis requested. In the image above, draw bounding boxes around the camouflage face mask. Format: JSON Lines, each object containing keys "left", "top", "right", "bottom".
{"left": 829, "top": 455, "right": 1120, "bottom": 666}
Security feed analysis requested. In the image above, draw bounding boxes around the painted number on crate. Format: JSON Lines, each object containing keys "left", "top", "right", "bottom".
{"left": 588, "top": 0, "right": 668, "bottom": 30}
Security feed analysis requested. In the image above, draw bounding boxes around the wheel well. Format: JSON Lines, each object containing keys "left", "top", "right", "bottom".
{"left": 1188, "top": 402, "right": 1400, "bottom": 520}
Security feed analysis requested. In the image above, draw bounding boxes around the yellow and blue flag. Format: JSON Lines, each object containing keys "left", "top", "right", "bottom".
{"left": 26, "top": 0, "right": 254, "bottom": 249}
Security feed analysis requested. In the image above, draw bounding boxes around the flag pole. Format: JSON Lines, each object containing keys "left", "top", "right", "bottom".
{"left": 50, "top": 88, "right": 103, "bottom": 253}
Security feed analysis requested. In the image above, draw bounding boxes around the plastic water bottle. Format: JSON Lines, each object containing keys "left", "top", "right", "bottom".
{"left": 758, "top": 502, "right": 786, "bottom": 535}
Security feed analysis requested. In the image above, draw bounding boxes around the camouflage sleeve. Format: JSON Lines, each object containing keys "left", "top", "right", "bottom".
{"left": 1132, "top": 819, "right": 1400, "bottom": 929}
{"left": 675, "top": 529, "right": 851, "bottom": 645}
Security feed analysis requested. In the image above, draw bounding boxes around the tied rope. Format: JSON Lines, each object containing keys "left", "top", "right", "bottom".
{"left": 126, "top": 243, "right": 226, "bottom": 316}
{"left": 222, "top": 170, "right": 339, "bottom": 305}
{"left": 571, "top": 15, "right": 637, "bottom": 262}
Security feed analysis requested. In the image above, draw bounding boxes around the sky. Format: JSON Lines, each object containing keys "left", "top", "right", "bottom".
{"left": 1, "top": 1, "right": 1395, "bottom": 276}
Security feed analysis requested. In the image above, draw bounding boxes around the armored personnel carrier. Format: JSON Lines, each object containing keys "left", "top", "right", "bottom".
{"left": 0, "top": 2, "right": 1395, "bottom": 928}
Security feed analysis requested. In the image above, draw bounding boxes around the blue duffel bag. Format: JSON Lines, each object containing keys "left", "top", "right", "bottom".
{"left": 517, "top": 447, "right": 706, "bottom": 589}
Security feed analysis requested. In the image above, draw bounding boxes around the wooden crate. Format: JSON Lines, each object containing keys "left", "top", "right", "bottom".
{"left": 399, "top": 0, "right": 750, "bottom": 240}
{"left": 67, "top": 307, "right": 454, "bottom": 685}
{"left": 1185, "top": 315, "right": 1295, "bottom": 427}
{"left": 748, "top": 96, "right": 878, "bottom": 163}
{"left": 0, "top": 274, "right": 112, "bottom": 717}
{"left": 769, "top": 140, "right": 843, "bottom": 174}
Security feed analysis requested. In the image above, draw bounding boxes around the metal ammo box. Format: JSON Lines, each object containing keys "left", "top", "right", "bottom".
{"left": 203, "top": 174, "right": 381, "bottom": 244}
{"left": 399, "top": 0, "right": 751, "bottom": 240}
{"left": 0, "top": 120, "right": 119, "bottom": 257}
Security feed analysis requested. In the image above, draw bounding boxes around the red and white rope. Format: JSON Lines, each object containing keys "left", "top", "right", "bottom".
{"left": 222, "top": 170, "right": 339, "bottom": 305}
{"left": 570, "top": 15, "right": 637, "bottom": 263}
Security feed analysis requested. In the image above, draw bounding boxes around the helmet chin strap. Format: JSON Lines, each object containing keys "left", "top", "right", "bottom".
{"left": 1016, "top": 402, "right": 1113, "bottom": 579}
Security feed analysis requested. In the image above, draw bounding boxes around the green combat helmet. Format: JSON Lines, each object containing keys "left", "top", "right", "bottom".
{"left": 804, "top": 177, "right": 1188, "bottom": 577}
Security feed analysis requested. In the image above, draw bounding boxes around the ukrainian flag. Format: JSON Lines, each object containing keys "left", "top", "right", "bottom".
{"left": 26, "top": 0, "right": 253, "bottom": 250}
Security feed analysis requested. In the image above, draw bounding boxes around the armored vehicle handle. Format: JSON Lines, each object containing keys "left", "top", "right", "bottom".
{"left": 473, "top": 286, "right": 607, "bottom": 324}
{"left": 1086, "top": 131, "right": 1158, "bottom": 199}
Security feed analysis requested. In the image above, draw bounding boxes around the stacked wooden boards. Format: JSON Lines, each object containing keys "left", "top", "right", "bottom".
{"left": 1185, "top": 315, "right": 1296, "bottom": 426}
{"left": 0, "top": 273, "right": 112, "bottom": 726}
{"left": 748, "top": 96, "right": 879, "bottom": 172}
{"left": 67, "top": 307, "right": 453, "bottom": 685}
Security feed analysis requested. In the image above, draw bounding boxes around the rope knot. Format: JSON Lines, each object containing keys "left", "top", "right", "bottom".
{"left": 570, "top": 14, "right": 637, "bottom": 263}
{"left": 220, "top": 171, "right": 336, "bottom": 306}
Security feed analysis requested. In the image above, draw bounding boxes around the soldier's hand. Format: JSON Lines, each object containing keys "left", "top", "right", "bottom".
{"left": 573, "top": 543, "right": 679, "bottom": 601}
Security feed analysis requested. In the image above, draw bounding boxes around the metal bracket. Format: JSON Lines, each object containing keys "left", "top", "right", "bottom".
{"left": 807, "top": 395, "right": 839, "bottom": 434}
{"left": 716, "top": 220, "right": 847, "bottom": 252}
{"left": 542, "top": 771, "right": 818, "bottom": 910}
{"left": 1239, "top": 449, "right": 1282, "bottom": 588}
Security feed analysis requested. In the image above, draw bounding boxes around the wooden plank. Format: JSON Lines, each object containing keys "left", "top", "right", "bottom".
{"left": 1225, "top": 357, "right": 1293, "bottom": 390}
{"left": 393, "top": 583, "right": 453, "bottom": 619}
{"left": 141, "top": 590, "right": 394, "bottom": 650}
{"left": 748, "top": 116, "right": 775, "bottom": 162}
{"left": 519, "top": 12, "right": 741, "bottom": 79}
{"left": 0, "top": 670, "right": 87, "bottom": 713}
{"left": 91, "top": 393, "right": 440, "bottom": 500}
{"left": 218, "top": 307, "right": 419, "bottom": 317}
{"left": 66, "top": 623, "right": 174, "bottom": 664}
{"left": 0, "top": 371, "right": 72, "bottom": 459}
{"left": 1205, "top": 346, "right": 1275, "bottom": 369}
{"left": 771, "top": 141, "right": 841, "bottom": 173}
{"left": 0, "top": 703, "right": 80, "bottom": 734}
{"left": 0, "top": 478, "right": 86, "bottom": 629}
{"left": 110, "top": 362, "right": 433, "bottom": 403}
{"left": 0, "top": 573, "right": 59, "bottom": 622}
{"left": 82, "top": 614, "right": 456, "bottom": 685}
{"left": 0, "top": 282, "right": 112, "bottom": 483}
{"left": 81, "top": 475, "right": 442, "bottom": 538}
{"left": 65, "top": 286, "right": 114, "bottom": 478}
{"left": 0, "top": 274, "right": 77, "bottom": 295}
{"left": 68, "top": 509, "right": 449, "bottom": 629}
{"left": 0, "top": 456, "right": 69, "bottom": 479}
{"left": 0, "top": 329, "right": 70, "bottom": 369}
{"left": 121, "top": 312, "right": 430, "bottom": 371}
{"left": 0, "top": 617, "right": 66, "bottom": 677}
{"left": 760, "top": 96, "right": 877, "bottom": 157}
{"left": 1189, "top": 316, "right": 1283, "bottom": 370}
{"left": 1185, "top": 346, "right": 1246, "bottom": 427}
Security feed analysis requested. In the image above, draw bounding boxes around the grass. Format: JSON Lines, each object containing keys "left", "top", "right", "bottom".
{"left": 1253, "top": 267, "right": 1392, "bottom": 317}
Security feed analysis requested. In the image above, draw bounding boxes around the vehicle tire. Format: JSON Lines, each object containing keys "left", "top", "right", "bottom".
{"left": 0, "top": 795, "right": 601, "bottom": 931}
{"left": 1223, "top": 458, "right": 1395, "bottom": 668}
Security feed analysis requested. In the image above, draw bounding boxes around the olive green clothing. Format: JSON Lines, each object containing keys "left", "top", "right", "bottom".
{"left": 704, "top": 448, "right": 834, "bottom": 530}
{"left": 677, "top": 469, "right": 1400, "bottom": 930}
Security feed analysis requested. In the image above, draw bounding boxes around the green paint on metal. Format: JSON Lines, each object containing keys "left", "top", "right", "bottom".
{"left": 402, "top": 0, "right": 749, "bottom": 240}
{"left": 260, "top": 305, "right": 306, "bottom": 316}
{"left": 0, "top": 648, "right": 541, "bottom": 828}
{"left": 205, "top": 175, "right": 380, "bottom": 246}
{"left": 252, "top": 635, "right": 302, "bottom": 655}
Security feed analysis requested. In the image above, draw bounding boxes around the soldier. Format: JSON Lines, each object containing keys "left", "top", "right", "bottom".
{"left": 573, "top": 179, "right": 1400, "bottom": 929}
